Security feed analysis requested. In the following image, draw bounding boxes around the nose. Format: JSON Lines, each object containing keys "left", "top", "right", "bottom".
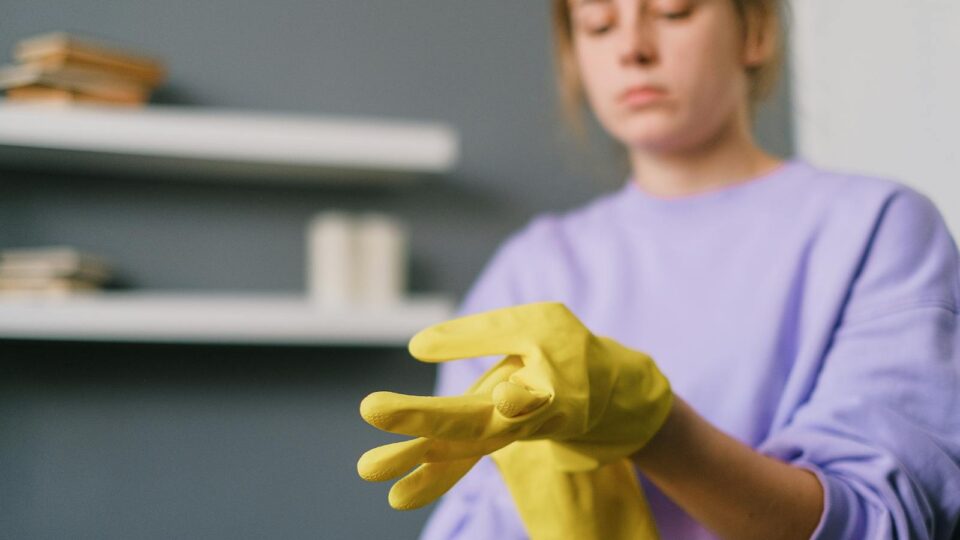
{"left": 618, "top": 11, "right": 658, "bottom": 66}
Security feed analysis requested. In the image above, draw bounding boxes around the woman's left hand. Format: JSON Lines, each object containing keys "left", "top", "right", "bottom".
{"left": 357, "top": 301, "right": 674, "bottom": 510}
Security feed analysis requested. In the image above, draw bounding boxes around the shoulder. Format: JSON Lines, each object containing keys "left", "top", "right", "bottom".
{"left": 777, "top": 161, "right": 953, "bottom": 259}
{"left": 795, "top": 160, "right": 944, "bottom": 222}
{"left": 801, "top": 161, "right": 953, "bottom": 251}
{"left": 798, "top": 161, "right": 960, "bottom": 318}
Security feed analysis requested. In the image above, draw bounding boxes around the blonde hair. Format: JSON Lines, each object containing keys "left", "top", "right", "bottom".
{"left": 551, "top": 0, "right": 787, "bottom": 136}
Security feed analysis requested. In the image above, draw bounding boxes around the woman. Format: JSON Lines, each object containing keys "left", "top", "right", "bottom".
{"left": 360, "top": 0, "right": 960, "bottom": 538}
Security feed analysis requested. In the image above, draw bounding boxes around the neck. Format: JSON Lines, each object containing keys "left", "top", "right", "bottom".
{"left": 627, "top": 107, "right": 784, "bottom": 198}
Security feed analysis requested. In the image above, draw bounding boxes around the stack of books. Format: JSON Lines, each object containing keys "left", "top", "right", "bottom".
{"left": 0, "top": 246, "right": 113, "bottom": 297}
{"left": 0, "top": 32, "right": 166, "bottom": 107}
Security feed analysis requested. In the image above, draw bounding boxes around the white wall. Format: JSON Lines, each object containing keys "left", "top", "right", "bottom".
{"left": 789, "top": 0, "right": 960, "bottom": 235}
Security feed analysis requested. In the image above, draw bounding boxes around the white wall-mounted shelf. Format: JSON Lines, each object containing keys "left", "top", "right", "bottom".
{"left": 0, "top": 292, "right": 455, "bottom": 346}
{"left": 0, "top": 102, "right": 460, "bottom": 183}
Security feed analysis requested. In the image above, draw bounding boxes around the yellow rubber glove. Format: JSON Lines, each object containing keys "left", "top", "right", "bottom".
{"left": 492, "top": 440, "right": 662, "bottom": 539}
{"left": 357, "top": 301, "right": 673, "bottom": 512}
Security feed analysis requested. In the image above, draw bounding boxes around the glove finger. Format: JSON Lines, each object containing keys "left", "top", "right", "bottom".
{"left": 491, "top": 379, "right": 551, "bottom": 418}
{"left": 360, "top": 391, "right": 507, "bottom": 440}
{"left": 408, "top": 302, "right": 579, "bottom": 362}
{"left": 358, "top": 435, "right": 516, "bottom": 484}
{"left": 387, "top": 456, "right": 481, "bottom": 510}
{"left": 357, "top": 438, "right": 432, "bottom": 482}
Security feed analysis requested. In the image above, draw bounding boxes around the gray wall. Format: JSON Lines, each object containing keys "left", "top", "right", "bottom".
{"left": 0, "top": 1, "right": 794, "bottom": 538}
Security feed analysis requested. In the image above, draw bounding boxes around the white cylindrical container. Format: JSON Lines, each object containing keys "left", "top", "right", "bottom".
{"left": 306, "top": 211, "right": 356, "bottom": 307}
{"left": 355, "top": 213, "right": 408, "bottom": 306}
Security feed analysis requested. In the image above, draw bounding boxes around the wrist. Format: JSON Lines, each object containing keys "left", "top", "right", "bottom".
{"left": 630, "top": 393, "right": 692, "bottom": 472}
{"left": 629, "top": 396, "right": 824, "bottom": 540}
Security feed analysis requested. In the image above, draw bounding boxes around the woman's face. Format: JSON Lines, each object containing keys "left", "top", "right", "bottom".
{"left": 569, "top": 0, "right": 761, "bottom": 153}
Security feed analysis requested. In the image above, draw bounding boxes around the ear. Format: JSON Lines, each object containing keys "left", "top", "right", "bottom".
{"left": 742, "top": 5, "right": 778, "bottom": 68}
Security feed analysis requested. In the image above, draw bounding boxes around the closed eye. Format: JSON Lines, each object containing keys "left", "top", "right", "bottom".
{"left": 588, "top": 23, "right": 614, "bottom": 35}
{"left": 573, "top": 1, "right": 617, "bottom": 36}
{"left": 661, "top": 9, "right": 692, "bottom": 20}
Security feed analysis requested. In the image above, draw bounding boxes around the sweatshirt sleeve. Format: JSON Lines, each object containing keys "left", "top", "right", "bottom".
{"left": 419, "top": 219, "right": 554, "bottom": 540}
{"left": 758, "top": 188, "right": 960, "bottom": 539}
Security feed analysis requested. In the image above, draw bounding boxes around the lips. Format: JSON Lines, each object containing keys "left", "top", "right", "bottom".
{"left": 619, "top": 85, "right": 667, "bottom": 106}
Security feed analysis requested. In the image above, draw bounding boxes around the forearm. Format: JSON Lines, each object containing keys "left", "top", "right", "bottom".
{"left": 631, "top": 396, "right": 824, "bottom": 540}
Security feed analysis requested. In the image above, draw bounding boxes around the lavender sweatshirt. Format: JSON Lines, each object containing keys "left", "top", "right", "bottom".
{"left": 419, "top": 158, "right": 960, "bottom": 539}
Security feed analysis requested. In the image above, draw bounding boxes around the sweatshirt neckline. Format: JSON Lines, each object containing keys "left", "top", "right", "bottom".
{"left": 615, "top": 157, "right": 809, "bottom": 221}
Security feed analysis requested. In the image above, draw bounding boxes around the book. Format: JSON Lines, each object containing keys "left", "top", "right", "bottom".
{"left": 0, "top": 260, "right": 112, "bottom": 283}
{"left": 0, "top": 276, "right": 100, "bottom": 290}
{"left": 0, "top": 276, "right": 100, "bottom": 297}
{"left": 14, "top": 32, "right": 166, "bottom": 86}
{"left": 5, "top": 84, "right": 144, "bottom": 106}
{"left": 20, "top": 56, "right": 163, "bottom": 88}
{"left": 0, "top": 63, "right": 149, "bottom": 103}
{"left": 0, "top": 246, "right": 112, "bottom": 283}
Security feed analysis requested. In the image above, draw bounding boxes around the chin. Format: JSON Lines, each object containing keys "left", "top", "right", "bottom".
{"left": 605, "top": 106, "right": 674, "bottom": 135}
{"left": 610, "top": 121, "right": 690, "bottom": 153}
{"left": 613, "top": 101, "right": 725, "bottom": 152}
